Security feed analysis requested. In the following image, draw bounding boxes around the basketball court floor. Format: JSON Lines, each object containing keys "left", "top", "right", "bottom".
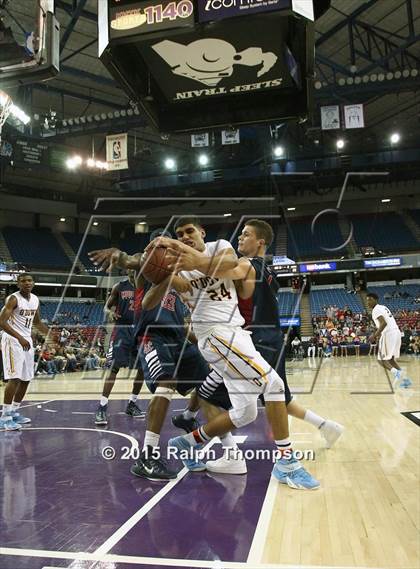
{"left": 0, "top": 355, "right": 418, "bottom": 569}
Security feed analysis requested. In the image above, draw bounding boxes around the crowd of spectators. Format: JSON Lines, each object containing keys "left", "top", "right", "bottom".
{"left": 34, "top": 328, "right": 107, "bottom": 376}
{"left": 311, "top": 305, "right": 375, "bottom": 357}
{"left": 310, "top": 303, "right": 419, "bottom": 357}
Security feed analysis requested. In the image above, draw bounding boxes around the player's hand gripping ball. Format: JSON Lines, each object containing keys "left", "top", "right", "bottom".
{"left": 141, "top": 246, "right": 175, "bottom": 284}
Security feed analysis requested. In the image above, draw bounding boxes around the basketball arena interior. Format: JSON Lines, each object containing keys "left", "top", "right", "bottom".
{"left": 0, "top": 1, "right": 419, "bottom": 569}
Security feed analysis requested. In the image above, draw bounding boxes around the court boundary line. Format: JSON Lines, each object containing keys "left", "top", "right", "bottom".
{"left": 247, "top": 475, "right": 279, "bottom": 564}
{"left": 23, "top": 426, "right": 139, "bottom": 448}
{"left": 0, "top": 547, "right": 386, "bottom": 569}
{"left": 0, "top": 400, "right": 56, "bottom": 410}
{"left": 94, "top": 438, "right": 218, "bottom": 556}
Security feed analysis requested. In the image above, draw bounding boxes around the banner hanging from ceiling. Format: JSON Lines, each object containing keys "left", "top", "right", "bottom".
{"left": 191, "top": 133, "right": 209, "bottom": 147}
{"left": 344, "top": 104, "right": 364, "bottom": 129}
{"left": 106, "top": 133, "right": 128, "bottom": 170}
{"left": 321, "top": 105, "right": 340, "bottom": 130}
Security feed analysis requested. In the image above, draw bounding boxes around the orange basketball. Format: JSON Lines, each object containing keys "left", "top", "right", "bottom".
{"left": 141, "top": 246, "right": 174, "bottom": 284}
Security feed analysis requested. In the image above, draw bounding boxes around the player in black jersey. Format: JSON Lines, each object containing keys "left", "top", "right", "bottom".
{"left": 95, "top": 270, "right": 145, "bottom": 425}
{"left": 173, "top": 219, "right": 343, "bottom": 474}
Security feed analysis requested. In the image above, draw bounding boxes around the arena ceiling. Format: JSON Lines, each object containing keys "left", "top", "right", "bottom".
{"left": 1, "top": 0, "right": 420, "bottom": 210}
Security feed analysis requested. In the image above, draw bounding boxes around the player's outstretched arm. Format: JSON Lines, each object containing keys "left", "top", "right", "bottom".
{"left": 89, "top": 248, "right": 142, "bottom": 272}
{"left": 0, "top": 296, "right": 30, "bottom": 350}
{"left": 142, "top": 276, "right": 192, "bottom": 311}
{"left": 33, "top": 309, "right": 49, "bottom": 336}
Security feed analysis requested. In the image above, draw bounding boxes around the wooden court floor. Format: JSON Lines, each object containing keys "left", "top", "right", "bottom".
{"left": 1, "top": 354, "right": 419, "bottom": 569}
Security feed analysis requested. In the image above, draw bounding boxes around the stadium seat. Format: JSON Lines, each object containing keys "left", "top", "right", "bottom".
{"left": 310, "top": 289, "right": 364, "bottom": 315}
{"left": 350, "top": 213, "right": 417, "bottom": 251}
{"left": 3, "top": 227, "right": 71, "bottom": 270}
{"left": 63, "top": 233, "right": 111, "bottom": 273}
{"left": 287, "top": 216, "right": 344, "bottom": 260}
{"left": 39, "top": 301, "right": 105, "bottom": 326}
{"left": 278, "top": 292, "right": 301, "bottom": 316}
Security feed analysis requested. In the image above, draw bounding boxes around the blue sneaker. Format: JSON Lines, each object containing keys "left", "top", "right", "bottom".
{"left": 0, "top": 415, "right": 22, "bottom": 431}
{"left": 392, "top": 369, "right": 402, "bottom": 382}
{"left": 12, "top": 412, "right": 31, "bottom": 424}
{"left": 168, "top": 436, "right": 206, "bottom": 472}
{"left": 393, "top": 374, "right": 412, "bottom": 389}
{"left": 272, "top": 458, "right": 320, "bottom": 490}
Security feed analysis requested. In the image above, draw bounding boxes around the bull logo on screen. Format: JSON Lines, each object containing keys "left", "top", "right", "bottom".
{"left": 152, "top": 38, "right": 277, "bottom": 87}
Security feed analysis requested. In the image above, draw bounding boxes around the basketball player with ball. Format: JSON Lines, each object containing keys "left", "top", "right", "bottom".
{"left": 113, "top": 218, "right": 318, "bottom": 489}
{"left": 89, "top": 230, "right": 217, "bottom": 480}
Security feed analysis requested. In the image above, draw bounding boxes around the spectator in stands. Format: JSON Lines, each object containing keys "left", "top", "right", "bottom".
{"left": 322, "top": 337, "right": 332, "bottom": 358}
{"left": 339, "top": 335, "right": 348, "bottom": 357}
{"left": 326, "top": 318, "right": 335, "bottom": 332}
{"left": 291, "top": 336, "right": 302, "bottom": 359}
{"left": 307, "top": 337, "right": 316, "bottom": 358}
{"left": 317, "top": 336, "right": 324, "bottom": 357}
{"left": 352, "top": 334, "right": 361, "bottom": 356}
{"left": 409, "top": 336, "right": 419, "bottom": 356}
{"left": 331, "top": 335, "right": 339, "bottom": 357}
{"left": 85, "top": 349, "right": 99, "bottom": 371}
{"left": 65, "top": 348, "right": 78, "bottom": 372}
{"left": 60, "top": 327, "right": 70, "bottom": 346}
{"left": 41, "top": 348, "right": 57, "bottom": 375}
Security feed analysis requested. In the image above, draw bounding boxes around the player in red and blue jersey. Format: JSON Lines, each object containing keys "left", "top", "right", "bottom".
{"left": 89, "top": 229, "right": 214, "bottom": 480}
{"left": 95, "top": 269, "right": 145, "bottom": 425}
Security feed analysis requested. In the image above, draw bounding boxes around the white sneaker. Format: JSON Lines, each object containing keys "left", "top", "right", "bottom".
{"left": 320, "top": 420, "right": 344, "bottom": 448}
{"left": 206, "top": 451, "right": 247, "bottom": 475}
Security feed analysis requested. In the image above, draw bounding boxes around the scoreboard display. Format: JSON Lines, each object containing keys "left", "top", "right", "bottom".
{"left": 98, "top": 0, "right": 317, "bottom": 131}
{"left": 271, "top": 256, "right": 298, "bottom": 276}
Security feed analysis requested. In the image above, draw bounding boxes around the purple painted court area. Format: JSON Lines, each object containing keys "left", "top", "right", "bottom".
{"left": 0, "top": 400, "right": 274, "bottom": 569}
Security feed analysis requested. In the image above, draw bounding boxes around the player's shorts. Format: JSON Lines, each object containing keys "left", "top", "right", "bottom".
{"left": 199, "top": 327, "right": 292, "bottom": 409}
{"left": 139, "top": 336, "right": 210, "bottom": 396}
{"left": 1, "top": 334, "right": 34, "bottom": 381}
{"left": 106, "top": 327, "right": 138, "bottom": 369}
{"left": 198, "top": 326, "right": 285, "bottom": 411}
{"left": 378, "top": 330, "right": 401, "bottom": 361}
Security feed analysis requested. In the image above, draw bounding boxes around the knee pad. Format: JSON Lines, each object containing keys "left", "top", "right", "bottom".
{"left": 229, "top": 402, "right": 258, "bottom": 429}
{"left": 264, "top": 370, "right": 286, "bottom": 403}
{"left": 154, "top": 386, "right": 175, "bottom": 401}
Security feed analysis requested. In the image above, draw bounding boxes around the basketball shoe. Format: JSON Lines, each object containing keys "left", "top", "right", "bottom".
{"left": 125, "top": 401, "right": 145, "bottom": 418}
{"left": 272, "top": 457, "right": 320, "bottom": 490}
{"left": 320, "top": 420, "right": 344, "bottom": 448}
{"left": 172, "top": 413, "right": 200, "bottom": 433}
{"left": 0, "top": 414, "right": 21, "bottom": 431}
{"left": 12, "top": 412, "right": 31, "bottom": 424}
{"left": 168, "top": 436, "right": 206, "bottom": 472}
{"left": 95, "top": 404, "right": 108, "bottom": 425}
{"left": 206, "top": 449, "right": 247, "bottom": 475}
{"left": 131, "top": 449, "right": 177, "bottom": 481}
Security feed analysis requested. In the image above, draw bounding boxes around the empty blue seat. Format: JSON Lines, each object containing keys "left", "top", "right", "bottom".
{"left": 3, "top": 227, "right": 71, "bottom": 270}
{"left": 310, "top": 289, "right": 364, "bottom": 315}
{"left": 63, "top": 233, "right": 111, "bottom": 273}
{"left": 367, "top": 284, "right": 419, "bottom": 312}
{"left": 350, "top": 213, "right": 417, "bottom": 251}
